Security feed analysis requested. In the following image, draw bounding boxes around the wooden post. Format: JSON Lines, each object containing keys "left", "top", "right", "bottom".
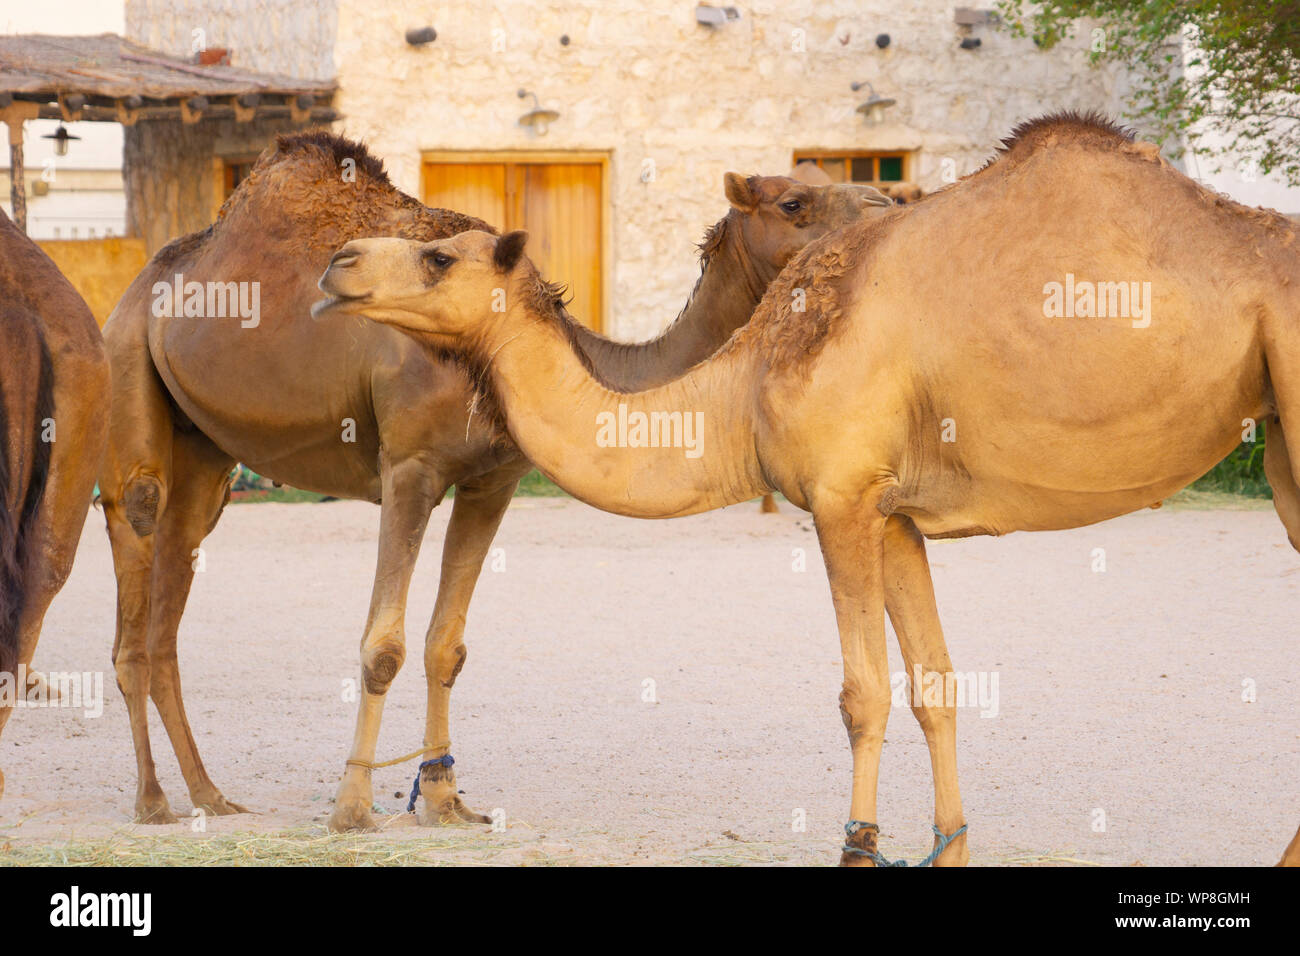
{"left": 2, "top": 102, "right": 41, "bottom": 234}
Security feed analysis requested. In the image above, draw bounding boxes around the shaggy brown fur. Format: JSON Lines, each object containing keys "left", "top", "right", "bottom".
{"left": 217, "top": 130, "right": 493, "bottom": 250}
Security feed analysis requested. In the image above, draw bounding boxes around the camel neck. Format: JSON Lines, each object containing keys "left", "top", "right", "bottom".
{"left": 565, "top": 215, "right": 765, "bottom": 391}
{"left": 480, "top": 304, "right": 769, "bottom": 518}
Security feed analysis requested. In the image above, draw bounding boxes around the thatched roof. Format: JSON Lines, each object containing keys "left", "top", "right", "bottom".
{"left": 0, "top": 33, "right": 335, "bottom": 123}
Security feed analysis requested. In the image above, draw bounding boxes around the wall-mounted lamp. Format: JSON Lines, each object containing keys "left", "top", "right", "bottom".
{"left": 696, "top": 5, "right": 740, "bottom": 27}
{"left": 517, "top": 89, "right": 560, "bottom": 136}
{"left": 850, "top": 81, "right": 896, "bottom": 123}
{"left": 42, "top": 123, "right": 80, "bottom": 157}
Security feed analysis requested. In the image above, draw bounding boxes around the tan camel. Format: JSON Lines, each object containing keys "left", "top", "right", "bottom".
{"left": 317, "top": 113, "right": 1300, "bottom": 866}
{"left": 0, "top": 210, "right": 110, "bottom": 801}
{"left": 98, "top": 130, "right": 883, "bottom": 828}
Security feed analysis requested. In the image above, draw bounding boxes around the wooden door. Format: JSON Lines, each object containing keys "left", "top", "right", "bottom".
{"left": 423, "top": 159, "right": 603, "bottom": 331}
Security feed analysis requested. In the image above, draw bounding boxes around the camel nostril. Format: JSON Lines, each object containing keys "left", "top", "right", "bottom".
{"left": 330, "top": 250, "right": 359, "bottom": 270}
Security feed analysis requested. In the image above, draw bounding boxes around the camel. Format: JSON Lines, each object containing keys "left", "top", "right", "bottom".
{"left": 98, "top": 129, "right": 884, "bottom": 829}
{"left": 0, "top": 209, "right": 110, "bottom": 802}
{"left": 316, "top": 112, "right": 1300, "bottom": 867}
{"left": 882, "top": 182, "right": 923, "bottom": 204}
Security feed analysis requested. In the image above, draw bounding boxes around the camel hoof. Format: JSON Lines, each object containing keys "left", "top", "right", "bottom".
{"left": 415, "top": 775, "right": 491, "bottom": 826}
{"left": 136, "top": 800, "right": 179, "bottom": 825}
{"left": 418, "top": 793, "right": 491, "bottom": 826}
{"left": 193, "top": 794, "right": 250, "bottom": 817}
{"left": 932, "top": 844, "right": 969, "bottom": 867}
{"left": 328, "top": 801, "right": 378, "bottom": 833}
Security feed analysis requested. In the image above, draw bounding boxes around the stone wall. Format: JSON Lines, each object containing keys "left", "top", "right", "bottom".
{"left": 126, "top": 0, "right": 337, "bottom": 79}
{"left": 332, "top": 0, "right": 1148, "bottom": 340}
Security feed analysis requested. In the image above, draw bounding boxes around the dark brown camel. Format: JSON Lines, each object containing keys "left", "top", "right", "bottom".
{"left": 0, "top": 208, "right": 111, "bottom": 802}
{"left": 98, "top": 131, "right": 885, "bottom": 829}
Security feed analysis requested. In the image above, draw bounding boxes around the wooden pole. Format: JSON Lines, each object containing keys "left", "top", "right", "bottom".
{"left": 2, "top": 103, "right": 40, "bottom": 234}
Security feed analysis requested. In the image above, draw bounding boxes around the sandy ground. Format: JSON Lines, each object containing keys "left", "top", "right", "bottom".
{"left": 1, "top": 495, "right": 1296, "bottom": 866}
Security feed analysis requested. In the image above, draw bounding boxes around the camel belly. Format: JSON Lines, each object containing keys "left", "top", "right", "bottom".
{"left": 906, "top": 474, "right": 1195, "bottom": 539}
{"left": 896, "top": 385, "right": 1270, "bottom": 540}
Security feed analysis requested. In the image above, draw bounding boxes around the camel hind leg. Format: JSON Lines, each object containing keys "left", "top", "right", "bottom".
{"left": 142, "top": 428, "right": 241, "bottom": 818}
{"left": 0, "top": 344, "right": 109, "bottom": 801}
{"left": 100, "top": 312, "right": 180, "bottom": 822}
{"left": 1261, "top": 415, "right": 1300, "bottom": 865}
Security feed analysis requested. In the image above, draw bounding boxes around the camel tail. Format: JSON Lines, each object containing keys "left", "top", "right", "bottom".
{"left": 0, "top": 326, "right": 54, "bottom": 678}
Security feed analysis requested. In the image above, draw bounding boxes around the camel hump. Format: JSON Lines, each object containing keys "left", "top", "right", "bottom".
{"left": 265, "top": 130, "right": 390, "bottom": 185}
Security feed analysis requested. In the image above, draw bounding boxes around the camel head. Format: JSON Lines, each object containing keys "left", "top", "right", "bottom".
{"left": 314, "top": 229, "right": 541, "bottom": 346}
{"left": 882, "top": 181, "right": 924, "bottom": 205}
{"left": 721, "top": 172, "right": 890, "bottom": 282}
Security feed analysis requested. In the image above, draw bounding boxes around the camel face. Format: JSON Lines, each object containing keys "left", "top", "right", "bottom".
{"left": 315, "top": 230, "right": 527, "bottom": 343}
{"left": 723, "top": 173, "right": 890, "bottom": 279}
{"left": 882, "top": 181, "right": 923, "bottom": 204}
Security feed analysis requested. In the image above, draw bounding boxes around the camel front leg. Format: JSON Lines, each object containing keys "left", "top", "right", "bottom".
{"left": 883, "top": 515, "right": 968, "bottom": 866}
{"left": 416, "top": 467, "right": 524, "bottom": 825}
{"left": 329, "top": 457, "right": 440, "bottom": 832}
{"left": 813, "top": 491, "right": 892, "bottom": 867}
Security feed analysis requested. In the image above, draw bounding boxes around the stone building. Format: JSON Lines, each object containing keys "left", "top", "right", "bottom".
{"left": 123, "top": 0, "right": 1141, "bottom": 337}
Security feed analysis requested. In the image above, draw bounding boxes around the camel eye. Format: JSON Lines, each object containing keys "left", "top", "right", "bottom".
{"left": 427, "top": 251, "right": 455, "bottom": 269}
{"left": 780, "top": 199, "right": 803, "bottom": 214}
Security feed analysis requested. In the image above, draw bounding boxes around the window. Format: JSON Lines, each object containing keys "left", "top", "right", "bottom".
{"left": 222, "top": 158, "right": 257, "bottom": 198}
{"left": 793, "top": 151, "right": 911, "bottom": 187}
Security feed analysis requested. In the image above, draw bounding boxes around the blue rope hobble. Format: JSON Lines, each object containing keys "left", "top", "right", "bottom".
{"left": 406, "top": 754, "right": 455, "bottom": 813}
{"left": 842, "top": 820, "right": 968, "bottom": 867}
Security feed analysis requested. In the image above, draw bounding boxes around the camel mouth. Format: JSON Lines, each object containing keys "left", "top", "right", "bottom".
{"left": 310, "top": 291, "right": 372, "bottom": 320}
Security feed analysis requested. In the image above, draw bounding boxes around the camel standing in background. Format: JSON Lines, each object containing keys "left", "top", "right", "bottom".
{"left": 882, "top": 182, "right": 923, "bottom": 204}
{"left": 0, "top": 209, "right": 110, "bottom": 802}
{"left": 318, "top": 113, "right": 1300, "bottom": 866}
{"left": 99, "top": 130, "right": 885, "bottom": 829}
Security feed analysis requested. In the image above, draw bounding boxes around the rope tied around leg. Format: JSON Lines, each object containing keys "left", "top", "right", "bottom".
{"left": 842, "top": 820, "right": 967, "bottom": 867}
{"left": 344, "top": 739, "right": 451, "bottom": 771}
{"left": 407, "top": 754, "right": 455, "bottom": 813}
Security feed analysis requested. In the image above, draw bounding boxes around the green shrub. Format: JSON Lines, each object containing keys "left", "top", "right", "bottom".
{"left": 1191, "top": 427, "right": 1271, "bottom": 498}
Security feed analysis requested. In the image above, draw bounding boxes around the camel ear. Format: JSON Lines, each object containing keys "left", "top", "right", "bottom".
{"left": 494, "top": 230, "right": 528, "bottom": 272}
{"left": 724, "top": 172, "right": 757, "bottom": 212}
